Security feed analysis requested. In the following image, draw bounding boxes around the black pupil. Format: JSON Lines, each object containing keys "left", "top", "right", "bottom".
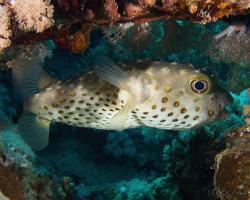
{"left": 194, "top": 81, "right": 205, "bottom": 91}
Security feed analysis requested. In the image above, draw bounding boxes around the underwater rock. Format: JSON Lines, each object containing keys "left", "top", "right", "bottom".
{"left": 1, "top": 0, "right": 250, "bottom": 51}
{"left": 0, "top": 164, "right": 24, "bottom": 200}
{"left": 214, "top": 124, "right": 250, "bottom": 200}
{"left": 55, "top": 30, "right": 90, "bottom": 53}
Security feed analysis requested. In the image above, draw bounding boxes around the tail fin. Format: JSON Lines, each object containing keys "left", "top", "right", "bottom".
{"left": 18, "top": 112, "right": 51, "bottom": 151}
{"left": 9, "top": 58, "right": 53, "bottom": 150}
{"left": 9, "top": 58, "right": 55, "bottom": 100}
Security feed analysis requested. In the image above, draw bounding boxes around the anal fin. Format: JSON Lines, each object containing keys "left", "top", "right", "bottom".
{"left": 18, "top": 112, "right": 51, "bottom": 151}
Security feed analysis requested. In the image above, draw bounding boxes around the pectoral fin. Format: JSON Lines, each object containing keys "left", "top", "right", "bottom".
{"left": 110, "top": 96, "right": 134, "bottom": 131}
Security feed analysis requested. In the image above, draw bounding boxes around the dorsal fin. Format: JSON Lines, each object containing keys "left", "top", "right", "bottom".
{"left": 9, "top": 58, "right": 55, "bottom": 100}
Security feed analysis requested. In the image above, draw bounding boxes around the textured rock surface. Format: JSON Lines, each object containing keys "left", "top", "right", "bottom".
{"left": 214, "top": 125, "right": 250, "bottom": 200}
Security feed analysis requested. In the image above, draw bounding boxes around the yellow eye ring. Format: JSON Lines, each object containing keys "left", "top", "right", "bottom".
{"left": 190, "top": 80, "right": 209, "bottom": 93}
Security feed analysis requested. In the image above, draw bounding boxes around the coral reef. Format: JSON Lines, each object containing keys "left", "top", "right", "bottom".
{"left": 11, "top": 0, "right": 54, "bottom": 33}
{"left": 214, "top": 124, "right": 250, "bottom": 200}
{"left": 1, "top": 0, "right": 250, "bottom": 52}
{"left": 0, "top": 163, "right": 24, "bottom": 200}
{"left": 0, "top": 5, "right": 12, "bottom": 51}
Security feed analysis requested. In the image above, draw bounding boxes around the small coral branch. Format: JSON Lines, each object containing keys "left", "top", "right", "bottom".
{"left": 1, "top": 0, "right": 250, "bottom": 52}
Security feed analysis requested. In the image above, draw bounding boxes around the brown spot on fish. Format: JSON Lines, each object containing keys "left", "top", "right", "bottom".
{"left": 164, "top": 85, "right": 172, "bottom": 93}
{"left": 75, "top": 107, "right": 80, "bottom": 110}
{"left": 85, "top": 109, "right": 90, "bottom": 112}
{"left": 168, "top": 112, "right": 173, "bottom": 116}
{"left": 110, "top": 109, "right": 114, "bottom": 112}
{"left": 95, "top": 91, "right": 100, "bottom": 95}
{"left": 68, "top": 112, "right": 74, "bottom": 115}
{"left": 161, "top": 107, "right": 166, "bottom": 112}
{"left": 58, "top": 117, "right": 62, "bottom": 120}
{"left": 48, "top": 112, "right": 53, "bottom": 115}
{"left": 95, "top": 103, "right": 100, "bottom": 106}
{"left": 115, "top": 108, "right": 120, "bottom": 110}
{"left": 184, "top": 115, "right": 189, "bottom": 119}
{"left": 181, "top": 108, "right": 187, "bottom": 114}
{"left": 162, "top": 97, "right": 168, "bottom": 103}
{"left": 153, "top": 115, "right": 158, "bottom": 118}
{"left": 208, "top": 110, "right": 215, "bottom": 117}
{"left": 64, "top": 106, "right": 70, "bottom": 109}
{"left": 160, "top": 119, "right": 166, "bottom": 122}
{"left": 152, "top": 105, "right": 157, "bottom": 109}
{"left": 173, "top": 119, "right": 178, "bottom": 122}
{"left": 64, "top": 116, "right": 69, "bottom": 119}
{"left": 52, "top": 103, "right": 58, "bottom": 107}
{"left": 82, "top": 93, "right": 87, "bottom": 96}
{"left": 106, "top": 93, "right": 111, "bottom": 97}
{"left": 58, "top": 110, "right": 64, "bottom": 114}
{"left": 106, "top": 99, "right": 110, "bottom": 102}
{"left": 193, "top": 116, "right": 199, "bottom": 120}
{"left": 181, "top": 121, "right": 186, "bottom": 124}
{"left": 143, "top": 112, "right": 149, "bottom": 115}
{"left": 59, "top": 98, "right": 66, "bottom": 104}
{"left": 102, "top": 109, "right": 106, "bottom": 111}
{"left": 104, "top": 104, "right": 109, "bottom": 107}
{"left": 79, "top": 114, "right": 83, "bottom": 116}
{"left": 43, "top": 106, "right": 48, "bottom": 110}
{"left": 69, "top": 100, "right": 75, "bottom": 104}
{"left": 195, "top": 106, "right": 200, "bottom": 112}
{"left": 86, "top": 103, "right": 91, "bottom": 106}
{"left": 90, "top": 97, "right": 94, "bottom": 100}
{"left": 173, "top": 101, "right": 180, "bottom": 107}
{"left": 112, "top": 101, "right": 117, "bottom": 105}
{"left": 113, "top": 94, "right": 118, "bottom": 98}
{"left": 73, "top": 118, "right": 79, "bottom": 120}
{"left": 79, "top": 100, "right": 84, "bottom": 104}
{"left": 69, "top": 92, "right": 76, "bottom": 97}
{"left": 99, "top": 98, "right": 104, "bottom": 101}
{"left": 131, "top": 111, "right": 136, "bottom": 114}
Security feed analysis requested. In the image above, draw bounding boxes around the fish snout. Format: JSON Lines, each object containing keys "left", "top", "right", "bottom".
{"left": 219, "top": 90, "right": 233, "bottom": 106}
{"left": 215, "top": 90, "right": 233, "bottom": 120}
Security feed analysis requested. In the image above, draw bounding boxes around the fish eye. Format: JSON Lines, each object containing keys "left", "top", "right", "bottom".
{"left": 190, "top": 80, "right": 208, "bottom": 93}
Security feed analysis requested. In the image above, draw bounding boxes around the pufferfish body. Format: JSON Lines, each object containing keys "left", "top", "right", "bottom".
{"left": 11, "top": 56, "right": 232, "bottom": 150}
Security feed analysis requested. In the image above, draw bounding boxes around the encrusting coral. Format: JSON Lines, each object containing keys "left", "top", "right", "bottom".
{"left": 214, "top": 124, "right": 250, "bottom": 200}
{"left": 0, "top": 163, "right": 24, "bottom": 200}
{"left": 1, "top": 0, "right": 250, "bottom": 52}
{"left": 0, "top": 5, "right": 12, "bottom": 51}
{"left": 11, "top": 0, "right": 54, "bottom": 33}
{"left": 0, "top": 0, "right": 54, "bottom": 52}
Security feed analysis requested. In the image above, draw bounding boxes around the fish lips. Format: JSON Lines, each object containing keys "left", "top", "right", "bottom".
{"left": 217, "top": 91, "right": 233, "bottom": 120}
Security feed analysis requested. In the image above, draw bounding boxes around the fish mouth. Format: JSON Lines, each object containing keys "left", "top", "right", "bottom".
{"left": 217, "top": 90, "right": 233, "bottom": 120}
{"left": 222, "top": 90, "right": 234, "bottom": 105}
